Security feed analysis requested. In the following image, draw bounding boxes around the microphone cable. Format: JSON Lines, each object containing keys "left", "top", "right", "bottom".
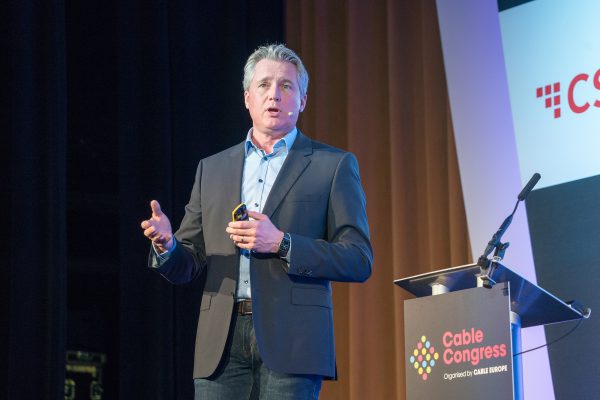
{"left": 513, "top": 316, "right": 584, "bottom": 357}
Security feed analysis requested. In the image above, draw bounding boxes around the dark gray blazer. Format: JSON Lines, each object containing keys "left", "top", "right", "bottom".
{"left": 152, "top": 131, "right": 372, "bottom": 379}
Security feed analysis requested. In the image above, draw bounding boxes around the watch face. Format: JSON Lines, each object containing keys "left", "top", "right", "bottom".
{"left": 278, "top": 233, "right": 290, "bottom": 256}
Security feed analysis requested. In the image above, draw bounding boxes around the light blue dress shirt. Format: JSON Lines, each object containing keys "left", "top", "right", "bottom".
{"left": 152, "top": 128, "right": 297, "bottom": 300}
{"left": 237, "top": 128, "right": 296, "bottom": 299}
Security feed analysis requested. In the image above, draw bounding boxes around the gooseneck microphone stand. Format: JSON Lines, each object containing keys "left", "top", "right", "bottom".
{"left": 477, "top": 173, "right": 540, "bottom": 288}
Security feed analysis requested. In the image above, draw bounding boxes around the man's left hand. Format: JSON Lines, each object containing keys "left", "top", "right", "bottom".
{"left": 226, "top": 211, "right": 284, "bottom": 253}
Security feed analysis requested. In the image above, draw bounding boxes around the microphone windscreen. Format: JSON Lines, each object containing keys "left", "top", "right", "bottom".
{"left": 518, "top": 173, "right": 541, "bottom": 201}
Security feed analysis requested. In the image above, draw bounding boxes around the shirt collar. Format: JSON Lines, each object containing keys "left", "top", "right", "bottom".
{"left": 244, "top": 127, "right": 298, "bottom": 157}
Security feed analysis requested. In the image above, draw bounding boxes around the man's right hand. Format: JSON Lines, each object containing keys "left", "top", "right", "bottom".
{"left": 140, "top": 200, "right": 174, "bottom": 253}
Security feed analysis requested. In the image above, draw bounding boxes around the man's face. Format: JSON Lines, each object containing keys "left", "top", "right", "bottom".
{"left": 244, "top": 59, "right": 307, "bottom": 138}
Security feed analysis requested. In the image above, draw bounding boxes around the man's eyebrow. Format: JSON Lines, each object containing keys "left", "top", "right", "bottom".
{"left": 255, "top": 77, "right": 295, "bottom": 84}
{"left": 256, "top": 76, "right": 273, "bottom": 84}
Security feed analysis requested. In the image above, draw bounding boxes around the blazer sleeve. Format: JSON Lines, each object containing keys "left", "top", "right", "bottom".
{"left": 149, "top": 160, "right": 207, "bottom": 285}
{"left": 287, "top": 152, "right": 373, "bottom": 283}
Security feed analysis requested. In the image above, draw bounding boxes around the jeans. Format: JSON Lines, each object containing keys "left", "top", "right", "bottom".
{"left": 194, "top": 314, "right": 322, "bottom": 400}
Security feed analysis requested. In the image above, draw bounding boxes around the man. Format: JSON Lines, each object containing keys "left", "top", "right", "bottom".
{"left": 140, "top": 44, "right": 372, "bottom": 400}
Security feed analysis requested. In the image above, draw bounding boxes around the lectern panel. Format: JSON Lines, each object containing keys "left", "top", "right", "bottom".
{"left": 404, "top": 285, "right": 514, "bottom": 400}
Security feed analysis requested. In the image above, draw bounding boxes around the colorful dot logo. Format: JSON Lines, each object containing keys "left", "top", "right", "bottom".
{"left": 408, "top": 335, "right": 439, "bottom": 381}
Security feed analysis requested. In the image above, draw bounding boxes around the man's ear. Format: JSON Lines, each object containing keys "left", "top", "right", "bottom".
{"left": 244, "top": 91, "right": 249, "bottom": 109}
{"left": 299, "top": 94, "right": 307, "bottom": 112}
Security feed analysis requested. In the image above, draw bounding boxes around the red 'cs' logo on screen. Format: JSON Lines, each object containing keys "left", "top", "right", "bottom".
{"left": 536, "top": 67, "right": 600, "bottom": 118}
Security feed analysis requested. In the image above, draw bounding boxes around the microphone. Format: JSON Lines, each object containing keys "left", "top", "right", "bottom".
{"left": 478, "top": 173, "right": 541, "bottom": 285}
{"left": 518, "top": 172, "right": 541, "bottom": 201}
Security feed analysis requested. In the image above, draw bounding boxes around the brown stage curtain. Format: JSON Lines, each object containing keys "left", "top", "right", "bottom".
{"left": 286, "top": 1, "right": 471, "bottom": 398}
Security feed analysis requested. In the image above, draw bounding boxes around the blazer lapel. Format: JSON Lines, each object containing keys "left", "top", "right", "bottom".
{"left": 226, "top": 142, "right": 245, "bottom": 206}
{"left": 262, "top": 131, "right": 313, "bottom": 218}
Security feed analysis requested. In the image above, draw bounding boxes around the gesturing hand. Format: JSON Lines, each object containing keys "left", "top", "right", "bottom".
{"left": 226, "top": 211, "right": 284, "bottom": 253}
{"left": 140, "top": 200, "right": 174, "bottom": 253}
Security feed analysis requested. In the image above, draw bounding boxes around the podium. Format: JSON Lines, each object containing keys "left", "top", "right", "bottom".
{"left": 395, "top": 262, "right": 588, "bottom": 400}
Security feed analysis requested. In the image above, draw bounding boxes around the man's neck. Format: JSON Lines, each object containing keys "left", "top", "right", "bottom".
{"left": 251, "top": 129, "right": 288, "bottom": 154}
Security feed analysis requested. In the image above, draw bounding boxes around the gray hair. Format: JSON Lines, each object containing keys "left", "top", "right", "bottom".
{"left": 243, "top": 44, "right": 309, "bottom": 97}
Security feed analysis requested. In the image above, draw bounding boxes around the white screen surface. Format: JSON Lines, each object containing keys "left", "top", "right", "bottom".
{"left": 499, "top": 2, "right": 600, "bottom": 399}
{"left": 500, "top": 0, "right": 600, "bottom": 189}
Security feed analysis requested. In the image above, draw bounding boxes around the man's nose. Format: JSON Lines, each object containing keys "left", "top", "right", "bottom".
{"left": 269, "top": 86, "right": 281, "bottom": 101}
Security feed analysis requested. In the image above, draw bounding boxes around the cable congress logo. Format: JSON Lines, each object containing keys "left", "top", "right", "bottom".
{"left": 408, "top": 335, "right": 439, "bottom": 381}
{"left": 536, "top": 67, "right": 600, "bottom": 118}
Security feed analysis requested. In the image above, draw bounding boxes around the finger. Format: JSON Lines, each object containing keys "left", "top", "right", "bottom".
{"left": 230, "top": 233, "right": 253, "bottom": 245}
{"left": 230, "top": 233, "right": 245, "bottom": 243}
{"left": 226, "top": 226, "right": 244, "bottom": 235}
{"left": 227, "top": 222, "right": 249, "bottom": 232}
{"left": 225, "top": 225, "right": 252, "bottom": 235}
{"left": 227, "top": 227, "right": 257, "bottom": 238}
{"left": 234, "top": 239, "right": 254, "bottom": 250}
{"left": 140, "top": 220, "right": 151, "bottom": 229}
{"left": 228, "top": 220, "right": 255, "bottom": 229}
{"left": 150, "top": 200, "right": 163, "bottom": 217}
{"left": 247, "top": 211, "right": 266, "bottom": 220}
{"left": 144, "top": 226, "right": 157, "bottom": 238}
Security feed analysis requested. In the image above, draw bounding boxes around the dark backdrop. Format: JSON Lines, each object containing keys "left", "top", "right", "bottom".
{"left": 5, "top": 1, "right": 478, "bottom": 399}
{"left": 527, "top": 176, "right": 600, "bottom": 400}
{"left": 4, "top": 0, "right": 283, "bottom": 398}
